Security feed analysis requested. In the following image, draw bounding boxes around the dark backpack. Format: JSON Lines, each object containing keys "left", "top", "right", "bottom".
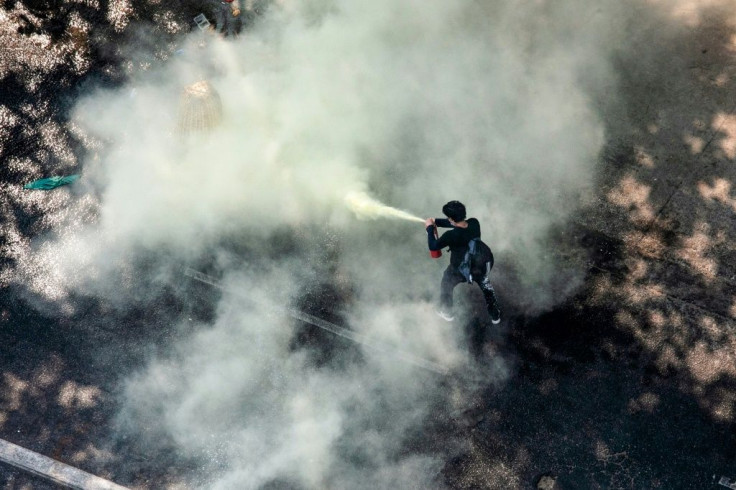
{"left": 458, "top": 238, "right": 494, "bottom": 283}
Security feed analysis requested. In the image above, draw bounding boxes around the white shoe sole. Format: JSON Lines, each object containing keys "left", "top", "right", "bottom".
{"left": 435, "top": 310, "right": 454, "bottom": 322}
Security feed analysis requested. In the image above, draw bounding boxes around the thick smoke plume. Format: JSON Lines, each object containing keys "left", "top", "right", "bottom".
{"left": 20, "top": 0, "right": 616, "bottom": 306}
{"left": 12, "top": 0, "right": 656, "bottom": 487}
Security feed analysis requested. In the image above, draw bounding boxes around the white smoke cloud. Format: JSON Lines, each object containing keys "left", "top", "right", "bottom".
{"left": 13, "top": 0, "right": 673, "bottom": 487}
{"left": 118, "top": 269, "right": 467, "bottom": 488}
{"left": 24, "top": 0, "right": 614, "bottom": 304}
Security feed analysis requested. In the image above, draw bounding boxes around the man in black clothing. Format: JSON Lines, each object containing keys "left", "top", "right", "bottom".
{"left": 425, "top": 201, "right": 501, "bottom": 324}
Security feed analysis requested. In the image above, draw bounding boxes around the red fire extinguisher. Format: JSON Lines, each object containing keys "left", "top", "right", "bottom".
{"left": 430, "top": 225, "right": 442, "bottom": 258}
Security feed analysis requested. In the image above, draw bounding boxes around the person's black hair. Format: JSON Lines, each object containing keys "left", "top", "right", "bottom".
{"left": 442, "top": 201, "right": 466, "bottom": 222}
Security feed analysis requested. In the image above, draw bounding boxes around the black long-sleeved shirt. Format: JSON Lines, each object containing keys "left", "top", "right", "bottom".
{"left": 427, "top": 218, "right": 481, "bottom": 267}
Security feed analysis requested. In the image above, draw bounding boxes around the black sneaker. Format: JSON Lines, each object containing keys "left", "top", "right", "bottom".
{"left": 489, "top": 304, "right": 501, "bottom": 324}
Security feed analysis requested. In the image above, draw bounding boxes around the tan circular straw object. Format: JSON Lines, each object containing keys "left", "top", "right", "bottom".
{"left": 177, "top": 80, "right": 223, "bottom": 134}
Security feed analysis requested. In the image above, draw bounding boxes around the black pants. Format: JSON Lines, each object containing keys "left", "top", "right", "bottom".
{"left": 440, "top": 264, "right": 499, "bottom": 313}
{"left": 215, "top": 2, "right": 240, "bottom": 37}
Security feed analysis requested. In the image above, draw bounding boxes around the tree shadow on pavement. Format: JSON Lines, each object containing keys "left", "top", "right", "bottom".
{"left": 448, "top": 1, "right": 736, "bottom": 488}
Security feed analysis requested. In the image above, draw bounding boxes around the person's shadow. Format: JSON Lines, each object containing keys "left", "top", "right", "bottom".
{"left": 463, "top": 310, "right": 506, "bottom": 362}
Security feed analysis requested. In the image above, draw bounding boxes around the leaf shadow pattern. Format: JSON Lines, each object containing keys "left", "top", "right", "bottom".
{"left": 1, "top": 0, "right": 736, "bottom": 488}
{"left": 445, "top": 1, "right": 736, "bottom": 488}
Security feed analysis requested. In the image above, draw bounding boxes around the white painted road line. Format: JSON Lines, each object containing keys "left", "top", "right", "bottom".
{"left": 0, "top": 438, "right": 128, "bottom": 490}
{"left": 184, "top": 267, "right": 451, "bottom": 375}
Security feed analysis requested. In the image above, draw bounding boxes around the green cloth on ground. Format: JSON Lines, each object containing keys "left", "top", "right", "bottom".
{"left": 24, "top": 175, "right": 80, "bottom": 190}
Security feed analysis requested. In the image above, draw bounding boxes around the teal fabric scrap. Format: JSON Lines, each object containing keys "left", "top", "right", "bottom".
{"left": 24, "top": 174, "right": 80, "bottom": 190}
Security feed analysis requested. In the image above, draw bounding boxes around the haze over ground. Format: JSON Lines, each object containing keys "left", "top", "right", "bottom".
{"left": 0, "top": 0, "right": 734, "bottom": 488}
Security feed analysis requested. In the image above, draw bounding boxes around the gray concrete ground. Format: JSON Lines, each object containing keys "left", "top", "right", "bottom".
{"left": 0, "top": 0, "right": 735, "bottom": 489}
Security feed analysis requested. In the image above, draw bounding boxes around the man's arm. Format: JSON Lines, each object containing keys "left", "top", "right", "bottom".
{"left": 427, "top": 225, "right": 451, "bottom": 251}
